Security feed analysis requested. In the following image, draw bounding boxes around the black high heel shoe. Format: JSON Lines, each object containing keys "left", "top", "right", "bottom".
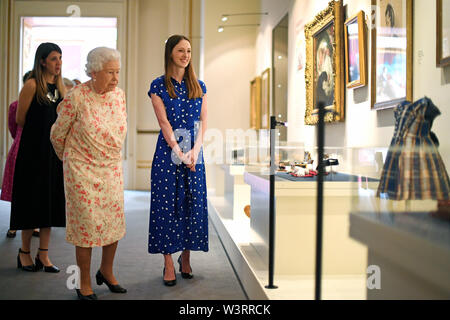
{"left": 17, "top": 248, "right": 36, "bottom": 272}
{"left": 95, "top": 270, "right": 127, "bottom": 293}
{"left": 76, "top": 289, "right": 98, "bottom": 300}
{"left": 6, "top": 229, "right": 16, "bottom": 238}
{"left": 177, "top": 255, "right": 193, "bottom": 279}
{"left": 35, "top": 248, "right": 60, "bottom": 273}
{"left": 163, "top": 267, "right": 177, "bottom": 286}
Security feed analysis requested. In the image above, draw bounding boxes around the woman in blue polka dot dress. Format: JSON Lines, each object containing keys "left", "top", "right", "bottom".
{"left": 148, "top": 35, "right": 208, "bottom": 286}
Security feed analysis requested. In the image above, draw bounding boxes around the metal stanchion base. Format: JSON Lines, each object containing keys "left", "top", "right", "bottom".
{"left": 265, "top": 285, "right": 278, "bottom": 289}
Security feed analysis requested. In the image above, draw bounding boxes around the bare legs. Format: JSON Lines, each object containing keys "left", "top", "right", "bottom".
{"left": 19, "top": 229, "right": 34, "bottom": 266}
{"left": 163, "top": 254, "right": 176, "bottom": 281}
{"left": 76, "top": 246, "right": 93, "bottom": 295}
{"left": 18, "top": 227, "right": 55, "bottom": 268}
{"left": 100, "top": 241, "right": 119, "bottom": 285}
{"left": 76, "top": 241, "right": 120, "bottom": 295}
{"left": 164, "top": 249, "right": 192, "bottom": 280}
{"left": 37, "top": 227, "right": 52, "bottom": 266}
{"left": 180, "top": 250, "right": 192, "bottom": 273}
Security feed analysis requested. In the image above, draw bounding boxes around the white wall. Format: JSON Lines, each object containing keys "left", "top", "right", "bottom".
{"left": 133, "top": 0, "right": 195, "bottom": 189}
{"left": 204, "top": 0, "right": 260, "bottom": 133}
{"left": 203, "top": 0, "right": 260, "bottom": 191}
{"left": 413, "top": 0, "right": 450, "bottom": 166}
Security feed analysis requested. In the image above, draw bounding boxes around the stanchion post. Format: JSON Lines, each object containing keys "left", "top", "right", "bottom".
{"left": 315, "top": 101, "right": 325, "bottom": 300}
{"left": 265, "top": 115, "right": 287, "bottom": 289}
{"left": 266, "top": 116, "right": 278, "bottom": 289}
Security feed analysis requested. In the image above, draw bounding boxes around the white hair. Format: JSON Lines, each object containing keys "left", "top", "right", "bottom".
{"left": 85, "top": 47, "right": 121, "bottom": 77}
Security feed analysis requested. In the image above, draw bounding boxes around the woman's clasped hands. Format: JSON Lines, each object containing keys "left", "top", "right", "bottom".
{"left": 180, "top": 149, "right": 198, "bottom": 172}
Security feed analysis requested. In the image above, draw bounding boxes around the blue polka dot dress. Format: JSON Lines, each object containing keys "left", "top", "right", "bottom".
{"left": 148, "top": 76, "right": 209, "bottom": 254}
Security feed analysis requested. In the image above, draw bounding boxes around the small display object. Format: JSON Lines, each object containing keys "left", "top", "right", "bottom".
{"left": 244, "top": 205, "right": 251, "bottom": 218}
{"left": 276, "top": 150, "right": 342, "bottom": 178}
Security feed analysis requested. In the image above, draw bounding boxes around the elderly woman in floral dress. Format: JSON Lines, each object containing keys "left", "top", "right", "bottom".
{"left": 51, "top": 47, "right": 127, "bottom": 300}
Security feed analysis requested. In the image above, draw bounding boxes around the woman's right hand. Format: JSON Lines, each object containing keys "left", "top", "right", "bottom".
{"left": 180, "top": 150, "right": 192, "bottom": 166}
{"left": 181, "top": 150, "right": 196, "bottom": 172}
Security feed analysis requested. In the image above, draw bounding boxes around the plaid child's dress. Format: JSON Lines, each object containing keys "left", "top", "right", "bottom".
{"left": 377, "top": 97, "right": 450, "bottom": 200}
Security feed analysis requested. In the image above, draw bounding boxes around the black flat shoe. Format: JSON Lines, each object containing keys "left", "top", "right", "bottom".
{"left": 6, "top": 230, "right": 16, "bottom": 238}
{"left": 76, "top": 289, "right": 98, "bottom": 300}
{"left": 96, "top": 270, "right": 127, "bottom": 293}
{"left": 34, "top": 248, "right": 60, "bottom": 273}
{"left": 163, "top": 267, "right": 177, "bottom": 286}
{"left": 17, "top": 248, "right": 36, "bottom": 272}
{"left": 177, "top": 255, "right": 194, "bottom": 279}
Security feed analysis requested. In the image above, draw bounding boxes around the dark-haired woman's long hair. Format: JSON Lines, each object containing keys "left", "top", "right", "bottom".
{"left": 29, "top": 42, "right": 66, "bottom": 105}
{"left": 164, "top": 35, "right": 202, "bottom": 99}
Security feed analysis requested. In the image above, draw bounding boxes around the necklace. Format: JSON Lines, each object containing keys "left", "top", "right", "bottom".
{"left": 46, "top": 87, "right": 60, "bottom": 102}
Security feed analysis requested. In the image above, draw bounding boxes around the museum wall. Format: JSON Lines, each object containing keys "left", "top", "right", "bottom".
{"left": 204, "top": 0, "right": 259, "bottom": 133}
{"left": 258, "top": 0, "right": 450, "bottom": 168}
{"left": 203, "top": 0, "right": 260, "bottom": 192}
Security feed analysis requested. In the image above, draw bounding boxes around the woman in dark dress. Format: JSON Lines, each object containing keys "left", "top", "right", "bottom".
{"left": 148, "top": 35, "right": 208, "bottom": 286}
{"left": 11, "top": 42, "right": 66, "bottom": 273}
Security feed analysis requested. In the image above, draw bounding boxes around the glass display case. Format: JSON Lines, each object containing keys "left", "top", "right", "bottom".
{"left": 212, "top": 135, "right": 449, "bottom": 299}
{"left": 348, "top": 147, "right": 450, "bottom": 299}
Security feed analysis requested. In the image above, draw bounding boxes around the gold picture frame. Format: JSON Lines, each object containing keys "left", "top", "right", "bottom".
{"left": 371, "top": 0, "right": 413, "bottom": 110}
{"left": 437, "top": 0, "right": 450, "bottom": 67}
{"left": 250, "top": 77, "right": 261, "bottom": 129}
{"left": 304, "top": 0, "right": 345, "bottom": 125}
{"left": 260, "top": 68, "right": 270, "bottom": 129}
{"left": 344, "top": 11, "right": 367, "bottom": 88}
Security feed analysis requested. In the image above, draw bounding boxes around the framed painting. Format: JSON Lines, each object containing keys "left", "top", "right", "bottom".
{"left": 260, "top": 68, "right": 270, "bottom": 129}
{"left": 437, "top": 0, "right": 450, "bottom": 67}
{"left": 371, "top": 0, "right": 413, "bottom": 110}
{"left": 304, "top": 0, "right": 345, "bottom": 125}
{"left": 250, "top": 77, "right": 261, "bottom": 129}
{"left": 344, "top": 11, "right": 367, "bottom": 88}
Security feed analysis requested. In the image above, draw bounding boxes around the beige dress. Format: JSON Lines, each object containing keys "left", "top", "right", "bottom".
{"left": 50, "top": 83, "right": 127, "bottom": 247}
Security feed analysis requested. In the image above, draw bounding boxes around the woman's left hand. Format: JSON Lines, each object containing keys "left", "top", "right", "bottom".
{"left": 183, "top": 150, "right": 195, "bottom": 172}
{"left": 186, "top": 149, "right": 200, "bottom": 172}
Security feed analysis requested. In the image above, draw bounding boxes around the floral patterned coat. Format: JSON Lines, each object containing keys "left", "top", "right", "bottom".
{"left": 50, "top": 83, "right": 127, "bottom": 247}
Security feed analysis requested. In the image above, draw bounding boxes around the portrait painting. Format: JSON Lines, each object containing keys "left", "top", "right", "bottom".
{"left": 260, "top": 68, "right": 270, "bottom": 129}
{"left": 304, "top": 0, "right": 344, "bottom": 124}
{"left": 250, "top": 77, "right": 261, "bottom": 129}
{"left": 314, "top": 22, "right": 335, "bottom": 109}
{"left": 344, "top": 11, "right": 367, "bottom": 88}
{"left": 371, "top": 0, "right": 412, "bottom": 110}
{"left": 347, "top": 23, "right": 360, "bottom": 82}
{"left": 437, "top": 0, "right": 450, "bottom": 67}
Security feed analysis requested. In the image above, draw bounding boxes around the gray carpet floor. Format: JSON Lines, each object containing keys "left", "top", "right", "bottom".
{"left": 0, "top": 190, "right": 247, "bottom": 300}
